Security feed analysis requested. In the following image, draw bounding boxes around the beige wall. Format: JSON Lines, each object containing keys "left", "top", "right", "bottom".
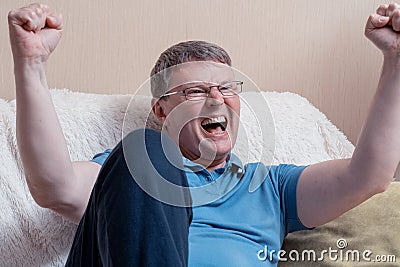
{"left": 1, "top": 0, "right": 385, "bottom": 144}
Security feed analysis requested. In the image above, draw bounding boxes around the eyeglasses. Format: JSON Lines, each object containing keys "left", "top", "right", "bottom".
{"left": 160, "top": 81, "right": 243, "bottom": 101}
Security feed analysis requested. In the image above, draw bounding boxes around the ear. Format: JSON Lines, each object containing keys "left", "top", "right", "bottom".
{"left": 151, "top": 98, "right": 167, "bottom": 123}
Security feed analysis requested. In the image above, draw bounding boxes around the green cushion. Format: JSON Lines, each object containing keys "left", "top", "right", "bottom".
{"left": 280, "top": 182, "right": 400, "bottom": 266}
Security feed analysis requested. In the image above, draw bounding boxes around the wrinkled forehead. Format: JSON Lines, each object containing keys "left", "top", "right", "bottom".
{"left": 167, "top": 61, "right": 235, "bottom": 90}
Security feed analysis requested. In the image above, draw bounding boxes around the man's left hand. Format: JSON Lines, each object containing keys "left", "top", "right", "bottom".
{"left": 365, "top": 2, "right": 400, "bottom": 57}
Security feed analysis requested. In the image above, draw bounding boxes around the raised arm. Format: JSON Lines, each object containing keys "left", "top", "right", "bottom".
{"left": 8, "top": 3, "right": 100, "bottom": 224}
{"left": 296, "top": 3, "right": 400, "bottom": 228}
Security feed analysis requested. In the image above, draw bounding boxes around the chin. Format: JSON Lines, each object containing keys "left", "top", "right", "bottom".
{"left": 204, "top": 142, "right": 233, "bottom": 161}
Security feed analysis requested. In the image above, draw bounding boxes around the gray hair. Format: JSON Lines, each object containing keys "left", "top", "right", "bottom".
{"left": 150, "top": 40, "right": 232, "bottom": 98}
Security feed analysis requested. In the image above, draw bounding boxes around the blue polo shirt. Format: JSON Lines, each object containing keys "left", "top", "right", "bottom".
{"left": 92, "top": 149, "right": 309, "bottom": 266}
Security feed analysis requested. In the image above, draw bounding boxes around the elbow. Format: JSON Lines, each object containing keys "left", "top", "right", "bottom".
{"left": 25, "top": 175, "right": 63, "bottom": 209}
{"left": 373, "top": 178, "right": 392, "bottom": 194}
{"left": 24, "top": 174, "right": 83, "bottom": 224}
{"left": 373, "top": 168, "right": 395, "bottom": 194}
{"left": 363, "top": 174, "right": 393, "bottom": 196}
{"left": 30, "top": 188, "right": 81, "bottom": 224}
{"left": 29, "top": 189, "right": 58, "bottom": 209}
{"left": 348, "top": 162, "right": 393, "bottom": 196}
{"left": 35, "top": 199, "right": 55, "bottom": 209}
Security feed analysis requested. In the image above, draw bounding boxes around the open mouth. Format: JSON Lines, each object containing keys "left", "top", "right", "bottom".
{"left": 200, "top": 116, "right": 227, "bottom": 134}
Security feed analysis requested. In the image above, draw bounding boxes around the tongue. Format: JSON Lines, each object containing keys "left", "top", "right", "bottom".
{"left": 204, "top": 125, "right": 223, "bottom": 134}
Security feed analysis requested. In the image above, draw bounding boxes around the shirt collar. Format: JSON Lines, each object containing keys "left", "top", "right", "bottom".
{"left": 182, "top": 153, "right": 244, "bottom": 174}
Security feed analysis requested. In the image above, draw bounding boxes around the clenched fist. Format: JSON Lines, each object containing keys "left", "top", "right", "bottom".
{"left": 8, "top": 3, "right": 63, "bottom": 64}
{"left": 365, "top": 2, "right": 400, "bottom": 57}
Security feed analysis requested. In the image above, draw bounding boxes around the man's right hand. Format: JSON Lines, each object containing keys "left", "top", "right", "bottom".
{"left": 8, "top": 3, "right": 63, "bottom": 64}
{"left": 8, "top": 4, "right": 100, "bottom": 224}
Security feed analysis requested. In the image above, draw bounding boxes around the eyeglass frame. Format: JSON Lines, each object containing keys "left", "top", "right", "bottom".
{"left": 159, "top": 81, "right": 243, "bottom": 101}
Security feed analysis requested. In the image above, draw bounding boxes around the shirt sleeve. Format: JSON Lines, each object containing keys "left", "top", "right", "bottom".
{"left": 276, "top": 164, "right": 313, "bottom": 234}
{"left": 91, "top": 149, "right": 113, "bottom": 166}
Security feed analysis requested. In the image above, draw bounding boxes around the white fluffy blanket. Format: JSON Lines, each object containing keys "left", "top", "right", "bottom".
{"left": 0, "top": 90, "right": 354, "bottom": 266}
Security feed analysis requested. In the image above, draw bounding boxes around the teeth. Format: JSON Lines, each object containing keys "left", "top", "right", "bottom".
{"left": 201, "top": 116, "right": 226, "bottom": 126}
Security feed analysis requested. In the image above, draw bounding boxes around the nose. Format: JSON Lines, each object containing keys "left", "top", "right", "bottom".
{"left": 206, "top": 86, "right": 224, "bottom": 105}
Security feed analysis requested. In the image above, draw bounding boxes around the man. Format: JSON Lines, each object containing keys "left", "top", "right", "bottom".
{"left": 7, "top": 2, "right": 400, "bottom": 266}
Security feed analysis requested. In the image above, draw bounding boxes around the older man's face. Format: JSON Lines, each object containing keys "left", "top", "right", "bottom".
{"left": 153, "top": 61, "right": 240, "bottom": 167}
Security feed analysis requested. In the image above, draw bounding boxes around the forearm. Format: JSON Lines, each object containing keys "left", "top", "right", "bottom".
{"left": 350, "top": 56, "right": 400, "bottom": 191}
{"left": 15, "top": 61, "right": 75, "bottom": 207}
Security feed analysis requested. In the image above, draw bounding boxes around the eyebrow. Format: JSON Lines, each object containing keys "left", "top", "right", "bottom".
{"left": 191, "top": 80, "right": 233, "bottom": 86}
{"left": 168, "top": 80, "right": 234, "bottom": 92}
{"left": 219, "top": 80, "right": 233, "bottom": 85}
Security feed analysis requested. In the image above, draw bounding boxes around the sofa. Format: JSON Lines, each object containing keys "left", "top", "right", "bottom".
{"left": 0, "top": 89, "right": 398, "bottom": 266}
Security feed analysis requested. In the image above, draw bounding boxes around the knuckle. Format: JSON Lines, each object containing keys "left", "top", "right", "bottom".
{"left": 7, "top": 9, "right": 16, "bottom": 18}
{"left": 378, "top": 4, "right": 387, "bottom": 9}
{"left": 30, "top": 2, "right": 41, "bottom": 8}
{"left": 27, "top": 3, "right": 39, "bottom": 12}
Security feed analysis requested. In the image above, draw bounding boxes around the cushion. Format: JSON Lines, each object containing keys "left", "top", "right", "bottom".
{"left": 0, "top": 89, "right": 392, "bottom": 266}
{"left": 280, "top": 183, "right": 400, "bottom": 266}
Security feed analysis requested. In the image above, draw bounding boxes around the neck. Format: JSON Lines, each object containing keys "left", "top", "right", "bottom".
{"left": 188, "top": 154, "right": 228, "bottom": 173}
{"left": 206, "top": 160, "right": 227, "bottom": 173}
